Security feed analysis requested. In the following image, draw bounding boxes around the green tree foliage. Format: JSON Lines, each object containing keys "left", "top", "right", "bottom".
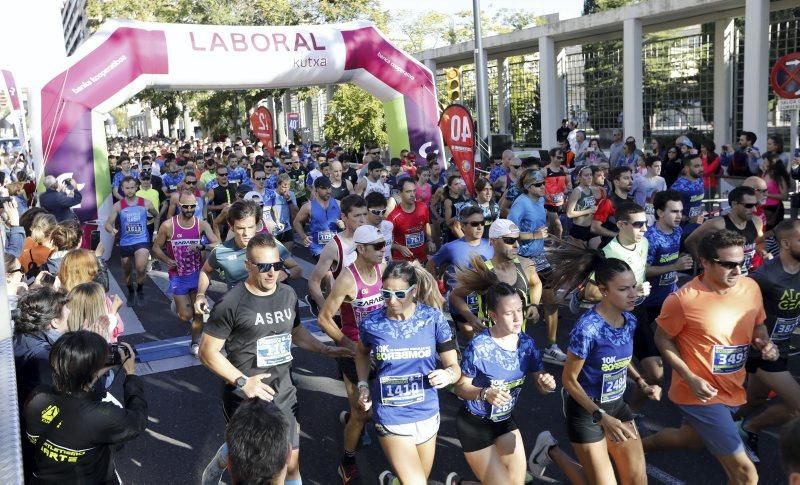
{"left": 323, "top": 85, "right": 387, "bottom": 151}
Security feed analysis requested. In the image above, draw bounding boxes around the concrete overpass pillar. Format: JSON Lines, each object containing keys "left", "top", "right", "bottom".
{"left": 713, "top": 19, "right": 735, "bottom": 150}
{"left": 743, "top": 0, "right": 769, "bottom": 147}
{"left": 497, "top": 57, "right": 511, "bottom": 134}
{"left": 623, "top": 18, "right": 643, "bottom": 145}
{"left": 539, "top": 37, "right": 559, "bottom": 149}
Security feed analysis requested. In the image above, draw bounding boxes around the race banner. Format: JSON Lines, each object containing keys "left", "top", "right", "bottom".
{"left": 249, "top": 106, "right": 275, "bottom": 156}
{"left": 439, "top": 104, "right": 475, "bottom": 195}
{"left": 0, "top": 69, "right": 28, "bottom": 156}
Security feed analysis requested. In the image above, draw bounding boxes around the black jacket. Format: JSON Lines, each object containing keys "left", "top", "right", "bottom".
{"left": 39, "top": 189, "right": 82, "bottom": 222}
{"left": 23, "top": 375, "right": 147, "bottom": 484}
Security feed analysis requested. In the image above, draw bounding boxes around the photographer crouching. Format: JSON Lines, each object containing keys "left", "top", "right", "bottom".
{"left": 23, "top": 331, "right": 147, "bottom": 484}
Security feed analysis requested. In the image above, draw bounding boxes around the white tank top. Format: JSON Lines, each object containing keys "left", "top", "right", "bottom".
{"left": 364, "top": 178, "right": 391, "bottom": 198}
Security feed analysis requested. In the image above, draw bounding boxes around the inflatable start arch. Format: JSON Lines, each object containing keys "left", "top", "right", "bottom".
{"left": 31, "top": 20, "right": 444, "bottom": 221}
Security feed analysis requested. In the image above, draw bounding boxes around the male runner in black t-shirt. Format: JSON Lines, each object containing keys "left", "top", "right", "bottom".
{"left": 199, "top": 233, "right": 352, "bottom": 484}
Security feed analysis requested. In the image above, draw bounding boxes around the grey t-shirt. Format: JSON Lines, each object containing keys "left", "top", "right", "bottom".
{"left": 749, "top": 258, "right": 800, "bottom": 356}
{"left": 204, "top": 282, "right": 301, "bottom": 413}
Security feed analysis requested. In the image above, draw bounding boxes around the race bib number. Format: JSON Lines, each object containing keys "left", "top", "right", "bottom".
{"left": 379, "top": 374, "right": 424, "bottom": 407}
{"left": 771, "top": 317, "right": 799, "bottom": 341}
{"left": 532, "top": 253, "right": 551, "bottom": 272}
{"left": 645, "top": 203, "right": 655, "bottom": 216}
{"left": 316, "top": 231, "right": 333, "bottom": 245}
{"left": 658, "top": 271, "right": 677, "bottom": 286}
{"left": 601, "top": 368, "right": 627, "bottom": 403}
{"left": 688, "top": 205, "right": 702, "bottom": 218}
{"left": 711, "top": 345, "right": 749, "bottom": 374}
{"left": 466, "top": 293, "right": 478, "bottom": 313}
{"left": 125, "top": 224, "right": 143, "bottom": 235}
{"left": 550, "top": 193, "right": 564, "bottom": 205}
{"left": 405, "top": 231, "right": 424, "bottom": 249}
{"left": 490, "top": 387, "right": 522, "bottom": 422}
{"left": 256, "top": 334, "right": 293, "bottom": 368}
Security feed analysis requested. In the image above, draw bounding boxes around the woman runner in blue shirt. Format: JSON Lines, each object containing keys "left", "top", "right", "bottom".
{"left": 446, "top": 256, "right": 590, "bottom": 485}
{"left": 356, "top": 261, "right": 459, "bottom": 485}
{"left": 548, "top": 248, "right": 662, "bottom": 484}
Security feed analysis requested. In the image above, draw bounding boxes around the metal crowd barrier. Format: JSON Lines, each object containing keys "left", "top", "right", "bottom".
{"left": 0, "top": 260, "right": 23, "bottom": 482}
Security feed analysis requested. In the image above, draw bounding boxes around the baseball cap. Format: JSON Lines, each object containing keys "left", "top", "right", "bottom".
{"left": 243, "top": 191, "right": 263, "bottom": 202}
{"left": 525, "top": 171, "right": 545, "bottom": 187}
{"left": 314, "top": 176, "right": 332, "bottom": 189}
{"left": 489, "top": 219, "right": 521, "bottom": 239}
{"left": 353, "top": 225, "right": 383, "bottom": 244}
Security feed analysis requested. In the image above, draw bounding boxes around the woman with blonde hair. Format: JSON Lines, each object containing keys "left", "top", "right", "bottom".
{"left": 64, "top": 278, "right": 124, "bottom": 343}
{"left": 20, "top": 212, "right": 56, "bottom": 277}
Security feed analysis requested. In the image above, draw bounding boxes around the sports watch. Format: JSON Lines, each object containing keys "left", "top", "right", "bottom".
{"left": 592, "top": 408, "right": 607, "bottom": 424}
{"left": 235, "top": 376, "right": 248, "bottom": 389}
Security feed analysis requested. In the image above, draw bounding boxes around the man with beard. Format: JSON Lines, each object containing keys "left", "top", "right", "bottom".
{"left": 152, "top": 191, "right": 218, "bottom": 354}
{"left": 293, "top": 176, "right": 342, "bottom": 259}
{"left": 387, "top": 178, "right": 435, "bottom": 263}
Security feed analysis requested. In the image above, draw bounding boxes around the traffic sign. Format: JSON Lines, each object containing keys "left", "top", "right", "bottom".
{"left": 287, "top": 112, "right": 300, "bottom": 131}
{"left": 778, "top": 98, "right": 800, "bottom": 110}
{"left": 770, "top": 52, "right": 800, "bottom": 99}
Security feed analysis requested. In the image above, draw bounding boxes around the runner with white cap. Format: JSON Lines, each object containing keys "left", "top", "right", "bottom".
{"left": 318, "top": 224, "right": 388, "bottom": 484}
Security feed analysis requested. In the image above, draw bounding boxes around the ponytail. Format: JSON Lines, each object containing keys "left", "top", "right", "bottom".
{"left": 547, "top": 238, "right": 632, "bottom": 296}
{"left": 412, "top": 262, "right": 445, "bottom": 310}
{"left": 455, "top": 254, "right": 522, "bottom": 313}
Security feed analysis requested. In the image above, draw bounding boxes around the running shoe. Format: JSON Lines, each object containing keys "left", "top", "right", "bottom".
{"left": 378, "top": 470, "right": 397, "bottom": 485}
{"left": 304, "top": 295, "right": 319, "bottom": 317}
{"left": 337, "top": 459, "right": 360, "bottom": 484}
{"left": 528, "top": 430, "right": 556, "bottom": 478}
{"left": 190, "top": 343, "right": 200, "bottom": 357}
{"left": 737, "top": 420, "right": 760, "bottom": 464}
{"left": 542, "top": 344, "right": 567, "bottom": 365}
{"left": 445, "top": 472, "right": 461, "bottom": 485}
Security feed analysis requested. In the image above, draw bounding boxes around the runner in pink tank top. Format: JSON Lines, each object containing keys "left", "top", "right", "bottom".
{"left": 340, "top": 263, "right": 384, "bottom": 342}
{"left": 167, "top": 216, "right": 203, "bottom": 277}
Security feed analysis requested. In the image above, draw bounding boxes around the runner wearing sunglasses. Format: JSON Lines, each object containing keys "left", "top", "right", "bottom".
{"left": 428, "top": 205, "right": 493, "bottom": 340}
{"left": 450, "top": 219, "right": 543, "bottom": 340}
{"left": 318, "top": 225, "right": 388, "bottom": 484}
{"left": 685, "top": 186, "right": 765, "bottom": 276}
{"left": 508, "top": 170, "right": 566, "bottom": 364}
{"left": 356, "top": 261, "right": 459, "bottom": 485}
{"left": 152, "top": 192, "right": 218, "bottom": 355}
{"left": 200, "top": 233, "right": 354, "bottom": 485}
{"left": 166, "top": 172, "right": 205, "bottom": 220}
{"left": 643, "top": 230, "right": 777, "bottom": 483}
{"left": 364, "top": 192, "right": 394, "bottom": 262}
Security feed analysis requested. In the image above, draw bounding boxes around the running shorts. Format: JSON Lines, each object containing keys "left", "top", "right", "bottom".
{"left": 119, "top": 242, "right": 151, "bottom": 258}
{"left": 169, "top": 271, "right": 200, "bottom": 296}
{"left": 456, "top": 406, "right": 519, "bottom": 453}
{"left": 562, "top": 389, "right": 633, "bottom": 444}
{"left": 677, "top": 403, "right": 743, "bottom": 456}
{"left": 374, "top": 413, "right": 439, "bottom": 445}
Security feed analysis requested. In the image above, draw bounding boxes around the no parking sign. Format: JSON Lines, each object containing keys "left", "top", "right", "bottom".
{"left": 770, "top": 52, "right": 800, "bottom": 99}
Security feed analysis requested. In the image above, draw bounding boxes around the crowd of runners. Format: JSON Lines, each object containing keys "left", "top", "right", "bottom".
{"left": 6, "top": 128, "right": 800, "bottom": 484}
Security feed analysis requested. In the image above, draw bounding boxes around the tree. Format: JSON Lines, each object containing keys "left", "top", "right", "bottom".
{"left": 323, "top": 85, "right": 387, "bottom": 151}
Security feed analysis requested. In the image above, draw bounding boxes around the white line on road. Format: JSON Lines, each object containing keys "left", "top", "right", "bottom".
{"left": 646, "top": 463, "right": 685, "bottom": 485}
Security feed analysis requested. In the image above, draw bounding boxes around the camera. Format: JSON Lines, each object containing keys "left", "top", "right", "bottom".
{"left": 0, "top": 196, "right": 13, "bottom": 205}
{"left": 106, "top": 343, "right": 132, "bottom": 366}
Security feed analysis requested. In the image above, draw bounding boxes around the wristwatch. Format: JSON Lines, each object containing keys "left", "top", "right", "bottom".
{"left": 592, "top": 408, "right": 607, "bottom": 424}
{"left": 235, "top": 376, "right": 247, "bottom": 389}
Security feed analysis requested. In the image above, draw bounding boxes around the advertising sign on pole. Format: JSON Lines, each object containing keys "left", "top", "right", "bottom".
{"left": 439, "top": 104, "right": 475, "bottom": 195}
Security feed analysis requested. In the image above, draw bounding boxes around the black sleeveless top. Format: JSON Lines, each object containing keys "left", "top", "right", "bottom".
{"left": 723, "top": 214, "right": 757, "bottom": 274}
{"left": 331, "top": 182, "right": 350, "bottom": 201}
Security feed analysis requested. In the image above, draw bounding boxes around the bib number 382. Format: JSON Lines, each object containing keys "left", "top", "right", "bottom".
{"left": 711, "top": 345, "right": 749, "bottom": 374}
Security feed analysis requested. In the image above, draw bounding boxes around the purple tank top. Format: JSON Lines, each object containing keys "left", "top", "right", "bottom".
{"left": 167, "top": 216, "right": 202, "bottom": 276}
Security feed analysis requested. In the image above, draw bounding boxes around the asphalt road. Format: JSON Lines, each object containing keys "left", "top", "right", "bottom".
{"left": 104, "top": 247, "right": 795, "bottom": 485}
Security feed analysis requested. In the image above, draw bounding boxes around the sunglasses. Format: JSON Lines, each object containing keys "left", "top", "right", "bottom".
{"left": 254, "top": 176, "right": 267, "bottom": 181}
{"left": 380, "top": 285, "right": 416, "bottom": 300}
{"left": 511, "top": 164, "right": 522, "bottom": 168}
{"left": 185, "top": 180, "right": 197, "bottom": 185}
{"left": 738, "top": 202, "right": 757, "bottom": 208}
{"left": 370, "top": 208, "right": 386, "bottom": 216}
{"left": 624, "top": 221, "right": 647, "bottom": 228}
{"left": 217, "top": 172, "right": 229, "bottom": 177}
{"left": 366, "top": 241, "right": 386, "bottom": 251}
{"left": 248, "top": 260, "right": 285, "bottom": 273}
{"left": 180, "top": 204, "right": 197, "bottom": 210}
{"left": 369, "top": 151, "right": 381, "bottom": 156}
{"left": 713, "top": 259, "right": 745, "bottom": 270}
{"left": 526, "top": 182, "right": 544, "bottom": 189}
{"left": 501, "top": 236, "right": 519, "bottom": 245}
{"left": 465, "top": 220, "right": 486, "bottom": 227}
{"left": 8, "top": 267, "right": 23, "bottom": 275}
{"left": 264, "top": 166, "right": 274, "bottom": 169}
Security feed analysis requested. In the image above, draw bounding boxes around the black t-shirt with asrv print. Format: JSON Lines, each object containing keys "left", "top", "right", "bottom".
{"left": 204, "top": 282, "right": 301, "bottom": 413}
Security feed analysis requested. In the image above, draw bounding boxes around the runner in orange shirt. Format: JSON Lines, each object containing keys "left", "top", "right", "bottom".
{"left": 643, "top": 229, "right": 778, "bottom": 485}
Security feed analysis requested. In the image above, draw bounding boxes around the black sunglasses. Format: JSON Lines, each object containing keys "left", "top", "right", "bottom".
{"left": 248, "top": 260, "right": 285, "bottom": 273}
{"left": 501, "top": 236, "right": 519, "bottom": 245}
{"left": 254, "top": 176, "right": 267, "bottom": 181}
{"left": 713, "top": 259, "right": 744, "bottom": 270}
{"left": 185, "top": 180, "right": 197, "bottom": 185}
{"left": 527, "top": 182, "right": 545, "bottom": 189}
{"left": 625, "top": 221, "right": 647, "bottom": 228}
{"left": 217, "top": 172, "right": 229, "bottom": 177}
{"left": 738, "top": 202, "right": 757, "bottom": 208}
{"left": 367, "top": 241, "right": 387, "bottom": 251}
{"left": 370, "top": 208, "right": 386, "bottom": 216}
{"left": 8, "top": 267, "right": 23, "bottom": 275}
{"left": 180, "top": 204, "right": 197, "bottom": 210}
{"left": 465, "top": 220, "right": 486, "bottom": 227}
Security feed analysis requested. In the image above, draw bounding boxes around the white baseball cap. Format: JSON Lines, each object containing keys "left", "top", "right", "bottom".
{"left": 353, "top": 225, "right": 384, "bottom": 244}
{"left": 243, "top": 191, "right": 263, "bottom": 202}
{"left": 489, "top": 219, "right": 520, "bottom": 239}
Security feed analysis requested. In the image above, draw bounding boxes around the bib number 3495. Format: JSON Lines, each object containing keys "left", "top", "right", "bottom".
{"left": 711, "top": 345, "right": 749, "bottom": 374}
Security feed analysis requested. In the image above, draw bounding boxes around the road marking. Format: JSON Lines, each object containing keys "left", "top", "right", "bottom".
{"left": 646, "top": 463, "right": 685, "bottom": 485}
{"left": 108, "top": 273, "right": 145, "bottom": 335}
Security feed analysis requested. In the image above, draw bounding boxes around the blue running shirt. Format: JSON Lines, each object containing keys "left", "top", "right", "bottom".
{"left": 430, "top": 238, "right": 494, "bottom": 292}
{"left": 508, "top": 194, "right": 547, "bottom": 267}
{"left": 461, "top": 330, "right": 543, "bottom": 421}
{"left": 568, "top": 308, "right": 636, "bottom": 403}
{"left": 644, "top": 225, "right": 682, "bottom": 308}
{"left": 359, "top": 304, "right": 454, "bottom": 426}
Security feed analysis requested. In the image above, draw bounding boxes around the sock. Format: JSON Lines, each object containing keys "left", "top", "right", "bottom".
{"left": 548, "top": 340, "right": 557, "bottom": 347}
{"left": 342, "top": 450, "right": 356, "bottom": 464}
